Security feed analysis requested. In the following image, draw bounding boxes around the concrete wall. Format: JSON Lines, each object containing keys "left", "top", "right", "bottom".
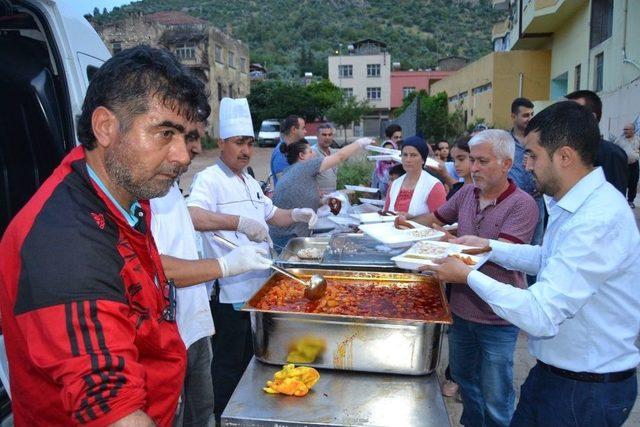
{"left": 430, "top": 50, "right": 551, "bottom": 129}
{"left": 328, "top": 53, "right": 391, "bottom": 110}
{"left": 390, "top": 70, "right": 454, "bottom": 108}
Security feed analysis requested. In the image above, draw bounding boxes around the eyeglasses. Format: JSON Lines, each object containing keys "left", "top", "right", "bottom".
{"left": 162, "top": 279, "right": 177, "bottom": 322}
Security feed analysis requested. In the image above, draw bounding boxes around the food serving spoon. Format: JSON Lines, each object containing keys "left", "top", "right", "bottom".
{"left": 210, "top": 233, "right": 327, "bottom": 300}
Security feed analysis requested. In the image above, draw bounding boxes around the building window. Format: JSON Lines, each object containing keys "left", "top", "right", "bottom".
{"left": 338, "top": 64, "right": 353, "bottom": 78}
{"left": 228, "top": 84, "right": 233, "bottom": 97}
{"left": 594, "top": 53, "right": 604, "bottom": 92}
{"left": 175, "top": 43, "right": 196, "bottom": 60}
{"left": 240, "top": 57, "right": 246, "bottom": 73}
{"left": 342, "top": 88, "right": 353, "bottom": 98}
{"left": 367, "top": 87, "right": 381, "bottom": 100}
{"left": 215, "top": 45, "right": 223, "bottom": 63}
{"left": 228, "top": 51, "right": 235, "bottom": 68}
{"left": 574, "top": 64, "right": 581, "bottom": 91}
{"left": 551, "top": 72, "right": 568, "bottom": 100}
{"left": 218, "top": 82, "right": 222, "bottom": 101}
{"left": 112, "top": 42, "right": 122, "bottom": 54}
{"left": 367, "top": 64, "right": 381, "bottom": 77}
{"left": 402, "top": 87, "right": 416, "bottom": 98}
{"left": 590, "top": 0, "right": 613, "bottom": 48}
{"left": 472, "top": 83, "right": 492, "bottom": 95}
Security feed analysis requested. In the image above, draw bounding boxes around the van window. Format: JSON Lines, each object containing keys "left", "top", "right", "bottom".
{"left": 261, "top": 123, "right": 280, "bottom": 132}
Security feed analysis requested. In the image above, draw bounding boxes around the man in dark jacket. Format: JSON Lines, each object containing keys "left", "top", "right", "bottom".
{"left": 566, "top": 90, "right": 627, "bottom": 194}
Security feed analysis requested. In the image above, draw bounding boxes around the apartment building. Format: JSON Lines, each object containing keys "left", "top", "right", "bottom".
{"left": 95, "top": 11, "right": 250, "bottom": 137}
{"left": 492, "top": 0, "right": 640, "bottom": 136}
{"left": 328, "top": 39, "right": 391, "bottom": 136}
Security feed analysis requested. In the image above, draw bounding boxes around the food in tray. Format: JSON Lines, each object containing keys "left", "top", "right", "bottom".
{"left": 263, "top": 364, "right": 320, "bottom": 397}
{"left": 328, "top": 197, "right": 342, "bottom": 215}
{"left": 252, "top": 275, "right": 447, "bottom": 322}
{"left": 394, "top": 216, "right": 415, "bottom": 230}
{"left": 408, "top": 228, "right": 441, "bottom": 238}
{"left": 296, "top": 248, "right": 324, "bottom": 259}
{"left": 451, "top": 253, "right": 477, "bottom": 266}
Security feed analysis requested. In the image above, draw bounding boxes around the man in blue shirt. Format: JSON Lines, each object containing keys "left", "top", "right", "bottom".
{"left": 270, "top": 115, "right": 306, "bottom": 185}
{"left": 427, "top": 101, "right": 639, "bottom": 427}
{"left": 508, "top": 97, "right": 545, "bottom": 246}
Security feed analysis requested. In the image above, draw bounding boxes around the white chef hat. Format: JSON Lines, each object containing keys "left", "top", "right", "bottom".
{"left": 219, "top": 97, "right": 255, "bottom": 140}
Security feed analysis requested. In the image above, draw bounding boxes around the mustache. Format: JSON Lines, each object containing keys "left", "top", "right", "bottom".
{"left": 238, "top": 155, "right": 250, "bottom": 161}
{"left": 157, "top": 163, "right": 188, "bottom": 177}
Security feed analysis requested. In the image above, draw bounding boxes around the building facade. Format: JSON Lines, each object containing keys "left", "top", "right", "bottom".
{"left": 328, "top": 39, "right": 391, "bottom": 136}
{"left": 430, "top": 50, "right": 551, "bottom": 129}
{"left": 95, "top": 11, "right": 250, "bottom": 137}
{"left": 491, "top": 0, "right": 640, "bottom": 137}
{"left": 390, "top": 68, "right": 462, "bottom": 109}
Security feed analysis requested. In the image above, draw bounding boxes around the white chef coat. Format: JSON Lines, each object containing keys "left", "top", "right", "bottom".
{"left": 187, "top": 159, "right": 277, "bottom": 303}
{"left": 150, "top": 183, "right": 215, "bottom": 349}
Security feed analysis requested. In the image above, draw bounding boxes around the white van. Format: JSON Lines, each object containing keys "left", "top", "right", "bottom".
{"left": 0, "top": 1, "right": 111, "bottom": 421}
{"left": 257, "top": 119, "right": 281, "bottom": 147}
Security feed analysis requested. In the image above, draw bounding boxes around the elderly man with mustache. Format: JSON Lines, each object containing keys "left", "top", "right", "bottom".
{"left": 411, "top": 129, "right": 538, "bottom": 427}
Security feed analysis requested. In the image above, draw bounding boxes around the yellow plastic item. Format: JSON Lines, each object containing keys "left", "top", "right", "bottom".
{"left": 263, "top": 364, "right": 320, "bottom": 397}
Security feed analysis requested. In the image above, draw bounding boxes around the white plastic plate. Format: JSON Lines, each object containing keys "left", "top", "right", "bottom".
{"left": 359, "top": 198, "right": 385, "bottom": 207}
{"left": 345, "top": 185, "right": 378, "bottom": 193}
{"left": 358, "top": 221, "right": 445, "bottom": 248}
{"left": 392, "top": 240, "right": 491, "bottom": 270}
{"left": 350, "top": 212, "right": 397, "bottom": 223}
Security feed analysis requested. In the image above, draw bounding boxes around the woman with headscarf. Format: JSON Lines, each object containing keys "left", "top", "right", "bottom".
{"left": 382, "top": 135, "right": 446, "bottom": 217}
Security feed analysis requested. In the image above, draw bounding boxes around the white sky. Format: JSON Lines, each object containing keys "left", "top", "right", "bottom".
{"left": 72, "top": 0, "right": 133, "bottom": 15}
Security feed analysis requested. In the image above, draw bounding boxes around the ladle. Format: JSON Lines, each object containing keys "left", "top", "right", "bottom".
{"left": 211, "top": 233, "right": 328, "bottom": 300}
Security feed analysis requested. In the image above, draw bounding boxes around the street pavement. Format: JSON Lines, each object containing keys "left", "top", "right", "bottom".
{"left": 184, "top": 147, "right": 640, "bottom": 426}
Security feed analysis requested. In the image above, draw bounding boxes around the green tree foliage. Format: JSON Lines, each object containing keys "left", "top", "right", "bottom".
{"left": 326, "top": 96, "right": 372, "bottom": 143}
{"left": 247, "top": 79, "right": 342, "bottom": 129}
{"left": 97, "top": 0, "right": 506, "bottom": 79}
{"left": 396, "top": 90, "right": 465, "bottom": 143}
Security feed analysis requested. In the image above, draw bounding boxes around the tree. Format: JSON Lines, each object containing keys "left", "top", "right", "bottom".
{"left": 93, "top": 7, "right": 100, "bottom": 16}
{"left": 301, "top": 79, "right": 342, "bottom": 122}
{"left": 395, "top": 90, "right": 465, "bottom": 142}
{"left": 326, "top": 96, "right": 372, "bottom": 143}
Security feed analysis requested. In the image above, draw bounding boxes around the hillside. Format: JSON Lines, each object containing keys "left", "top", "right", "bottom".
{"left": 96, "top": 0, "right": 504, "bottom": 78}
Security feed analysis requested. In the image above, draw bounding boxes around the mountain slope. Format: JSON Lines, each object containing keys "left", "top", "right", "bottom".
{"left": 97, "top": 0, "right": 504, "bottom": 78}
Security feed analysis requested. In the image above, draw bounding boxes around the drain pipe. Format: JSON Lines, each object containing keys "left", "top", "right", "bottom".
{"left": 622, "top": 0, "right": 640, "bottom": 72}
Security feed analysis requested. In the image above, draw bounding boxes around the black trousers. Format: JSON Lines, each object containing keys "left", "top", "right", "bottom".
{"left": 210, "top": 289, "right": 253, "bottom": 422}
{"left": 627, "top": 161, "right": 639, "bottom": 203}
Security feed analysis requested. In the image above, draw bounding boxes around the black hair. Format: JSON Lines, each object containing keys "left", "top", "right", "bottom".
{"left": 317, "top": 123, "right": 333, "bottom": 132}
{"left": 453, "top": 135, "right": 471, "bottom": 153}
{"left": 565, "top": 90, "right": 603, "bottom": 122}
{"left": 388, "top": 164, "right": 405, "bottom": 178}
{"left": 285, "top": 138, "right": 310, "bottom": 165}
{"left": 436, "top": 140, "right": 449, "bottom": 149}
{"left": 511, "top": 97, "right": 534, "bottom": 114}
{"left": 385, "top": 124, "right": 402, "bottom": 138}
{"left": 525, "top": 101, "right": 599, "bottom": 167}
{"left": 77, "top": 45, "right": 210, "bottom": 150}
{"left": 282, "top": 115, "right": 302, "bottom": 136}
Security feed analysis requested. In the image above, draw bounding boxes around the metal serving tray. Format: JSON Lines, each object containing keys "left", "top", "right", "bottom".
{"left": 275, "top": 234, "right": 405, "bottom": 270}
{"left": 242, "top": 269, "right": 451, "bottom": 375}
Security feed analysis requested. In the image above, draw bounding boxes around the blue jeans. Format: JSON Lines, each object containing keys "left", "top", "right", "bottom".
{"left": 511, "top": 363, "right": 637, "bottom": 427}
{"left": 449, "top": 314, "right": 520, "bottom": 427}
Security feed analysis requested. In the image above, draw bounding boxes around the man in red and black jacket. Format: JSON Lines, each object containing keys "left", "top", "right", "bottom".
{"left": 0, "top": 46, "right": 210, "bottom": 426}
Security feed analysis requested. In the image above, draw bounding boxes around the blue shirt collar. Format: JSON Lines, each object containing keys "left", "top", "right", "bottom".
{"left": 86, "top": 164, "right": 141, "bottom": 227}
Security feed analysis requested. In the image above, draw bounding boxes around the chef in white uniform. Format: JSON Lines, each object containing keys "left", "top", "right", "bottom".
{"left": 187, "top": 98, "right": 317, "bottom": 421}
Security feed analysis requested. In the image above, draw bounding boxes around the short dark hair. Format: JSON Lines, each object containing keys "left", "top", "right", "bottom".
{"left": 77, "top": 45, "right": 209, "bottom": 150}
{"left": 388, "top": 164, "right": 405, "bottom": 178}
{"left": 436, "top": 140, "right": 449, "bottom": 149}
{"left": 317, "top": 123, "right": 333, "bottom": 133}
{"left": 385, "top": 124, "right": 402, "bottom": 138}
{"left": 511, "top": 97, "right": 534, "bottom": 114}
{"left": 284, "top": 138, "right": 310, "bottom": 164}
{"left": 565, "top": 90, "right": 602, "bottom": 122}
{"left": 525, "top": 101, "right": 599, "bottom": 167}
{"left": 282, "top": 115, "right": 302, "bottom": 135}
{"left": 453, "top": 135, "right": 471, "bottom": 153}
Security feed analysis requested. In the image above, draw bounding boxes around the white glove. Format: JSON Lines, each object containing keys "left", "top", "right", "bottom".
{"left": 218, "top": 245, "right": 273, "bottom": 278}
{"left": 236, "top": 216, "right": 269, "bottom": 243}
{"left": 291, "top": 208, "right": 318, "bottom": 229}
{"left": 354, "top": 137, "right": 375, "bottom": 148}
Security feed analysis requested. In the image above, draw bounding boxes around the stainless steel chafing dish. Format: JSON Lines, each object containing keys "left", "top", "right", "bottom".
{"left": 275, "top": 234, "right": 405, "bottom": 271}
{"left": 242, "top": 269, "right": 451, "bottom": 375}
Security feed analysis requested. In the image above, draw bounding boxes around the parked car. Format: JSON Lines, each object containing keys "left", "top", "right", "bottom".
{"left": 0, "top": 1, "right": 111, "bottom": 422}
{"left": 257, "top": 119, "right": 281, "bottom": 147}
